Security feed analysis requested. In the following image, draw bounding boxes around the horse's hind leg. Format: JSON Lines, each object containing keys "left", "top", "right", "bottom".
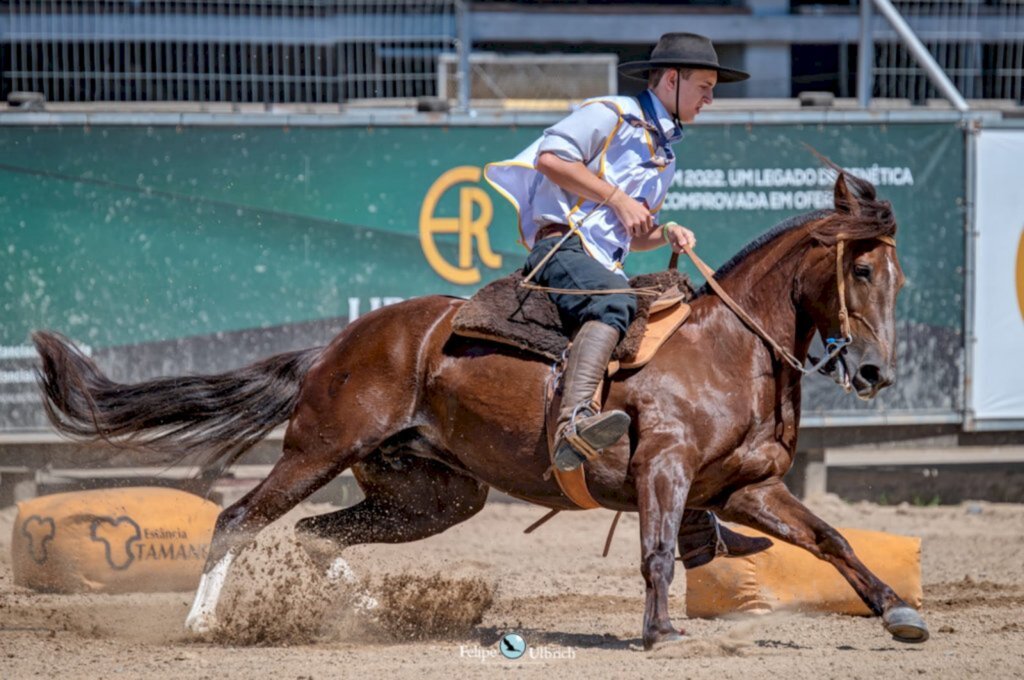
{"left": 186, "top": 361, "right": 417, "bottom": 633}
{"left": 295, "top": 451, "right": 489, "bottom": 571}
{"left": 719, "top": 477, "right": 929, "bottom": 643}
{"left": 186, "top": 438, "right": 351, "bottom": 633}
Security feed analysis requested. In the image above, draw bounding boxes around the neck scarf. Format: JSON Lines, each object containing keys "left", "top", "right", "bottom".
{"left": 625, "top": 89, "right": 682, "bottom": 168}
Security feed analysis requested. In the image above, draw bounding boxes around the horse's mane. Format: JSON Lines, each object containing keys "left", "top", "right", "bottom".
{"left": 694, "top": 172, "right": 897, "bottom": 298}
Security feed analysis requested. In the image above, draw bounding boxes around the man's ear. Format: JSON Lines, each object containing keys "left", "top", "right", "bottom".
{"left": 833, "top": 172, "right": 860, "bottom": 215}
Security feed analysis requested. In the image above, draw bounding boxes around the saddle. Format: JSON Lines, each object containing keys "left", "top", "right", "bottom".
{"left": 451, "top": 269, "right": 695, "bottom": 373}
{"left": 452, "top": 269, "right": 696, "bottom": 509}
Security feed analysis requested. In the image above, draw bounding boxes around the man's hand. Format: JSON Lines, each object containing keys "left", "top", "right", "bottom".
{"left": 609, "top": 190, "right": 654, "bottom": 237}
{"left": 663, "top": 222, "right": 697, "bottom": 253}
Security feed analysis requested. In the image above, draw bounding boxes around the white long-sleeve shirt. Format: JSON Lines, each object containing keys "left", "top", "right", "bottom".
{"left": 484, "top": 90, "right": 681, "bottom": 274}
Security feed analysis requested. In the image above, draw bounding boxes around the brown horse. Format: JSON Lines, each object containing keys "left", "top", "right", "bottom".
{"left": 34, "top": 171, "right": 928, "bottom": 649}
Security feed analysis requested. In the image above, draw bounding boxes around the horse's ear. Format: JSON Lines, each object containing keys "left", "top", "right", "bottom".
{"left": 833, "top": 172, "right": 860, "bottom": 215}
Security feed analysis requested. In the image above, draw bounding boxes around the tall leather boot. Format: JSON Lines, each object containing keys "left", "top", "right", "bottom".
{"left": 553, "top": 321, "right": 631, "bottom": 472}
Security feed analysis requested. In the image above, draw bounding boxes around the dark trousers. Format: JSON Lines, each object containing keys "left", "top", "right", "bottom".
{"left": 523, "top": 234, "right": 637, "bottom": 338}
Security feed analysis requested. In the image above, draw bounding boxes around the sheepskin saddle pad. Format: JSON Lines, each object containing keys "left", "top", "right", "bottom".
{"left": 451, "top": 269, "right": 695, "bottom": 364}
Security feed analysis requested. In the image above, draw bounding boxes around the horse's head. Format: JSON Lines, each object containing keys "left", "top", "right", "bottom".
{"left": 801, "top": 172, "right": 905, "bottom": 399}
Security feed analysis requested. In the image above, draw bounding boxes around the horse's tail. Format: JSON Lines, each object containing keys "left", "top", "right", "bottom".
{"left": 33, "top": 331, "right": 323, "bottom": 470}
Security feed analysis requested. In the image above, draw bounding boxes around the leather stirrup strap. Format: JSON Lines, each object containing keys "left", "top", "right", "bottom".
{"left": 602, "top": 510, "right": 623, "bottom": 557}
{"left": 546, "top": 369, "right": 604, "bottom": 510}
{"left": 523, "top": 508, "right": 561, "bottom": 534}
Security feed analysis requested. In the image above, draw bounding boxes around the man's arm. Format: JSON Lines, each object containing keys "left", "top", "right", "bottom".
{"left": 534, "top": 102, "right": 655, "bottom": 237}
{"left": 535, "top": 153, "right": 655, "bottom": 237}
{"left": 630, "top": 222, "right": 697, "bottom": 253}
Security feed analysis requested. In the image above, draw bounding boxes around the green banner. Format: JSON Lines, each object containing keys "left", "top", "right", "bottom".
{"left": 0, "top": 121, "right": 964, "bottom": 427}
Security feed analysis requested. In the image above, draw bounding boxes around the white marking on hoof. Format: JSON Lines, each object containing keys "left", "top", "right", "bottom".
{"left": 185, "top": 551, "right": 235, "bottom": 634}
{"left": 185, "top": 610, "right": 217, "bottom": 635}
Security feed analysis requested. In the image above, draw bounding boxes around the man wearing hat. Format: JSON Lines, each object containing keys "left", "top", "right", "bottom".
{"left": 485, "top": 33, "right": 749, "bottom": 473}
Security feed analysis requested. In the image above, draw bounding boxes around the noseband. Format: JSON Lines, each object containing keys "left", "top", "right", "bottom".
{"left": 671, "top": 227, "right": 896, "bottom": 377}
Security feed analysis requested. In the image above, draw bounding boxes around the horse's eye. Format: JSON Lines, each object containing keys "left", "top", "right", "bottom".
{"left": 854, "top": 264, "right": 872, "bottom": 280}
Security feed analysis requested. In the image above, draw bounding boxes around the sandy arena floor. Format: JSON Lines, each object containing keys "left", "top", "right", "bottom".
{"left": 1, "top": 493, "right": 1023, "bottom": 679}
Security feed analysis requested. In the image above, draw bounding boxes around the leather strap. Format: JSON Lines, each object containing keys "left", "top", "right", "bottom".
{"left": 667, "top": 228, "right": 896, "bottom": 373}
{"left": 552, "top": 467, "right": 602, "bottom": 509}
{"left": 545, "top": 364, "right": 605, "bottom": 510}
{"left": 681, "top": 245, "right": 805, "bottom": 369}
{"left": 523, "top": 508, "right": 561, "bottom": 534}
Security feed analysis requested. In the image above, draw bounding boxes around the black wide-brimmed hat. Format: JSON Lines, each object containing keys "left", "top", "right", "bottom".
{"left": 619, "top": 33, "right": 750, "bottom": 83}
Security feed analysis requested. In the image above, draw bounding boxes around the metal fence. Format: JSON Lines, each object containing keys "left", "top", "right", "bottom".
{"left": 873, "top": 0, "right": 1024, "bottom": 102}
{"left": 436, "top": 53, "right": 617, "bottom": 103}
{"left": 3, "top": 1, "right": 1023, "bottom": 107}
{"left": 0, "top": 0, "right": 461, "bottom": 104}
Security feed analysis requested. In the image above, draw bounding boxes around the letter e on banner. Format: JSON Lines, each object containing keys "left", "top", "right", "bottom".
{"left": 420, "top": 166, "right": 503, "bottom": 285}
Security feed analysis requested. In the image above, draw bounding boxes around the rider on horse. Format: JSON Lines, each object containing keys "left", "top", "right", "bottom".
{"left": 485, "top": 33, "right": 750, "bottom": 472}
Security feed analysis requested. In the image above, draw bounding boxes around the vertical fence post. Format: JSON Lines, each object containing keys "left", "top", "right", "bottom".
{"left": 456, "top": 0, "right": 470, "bottom": 112}
{"left": 858, "top": 0, "right": 874, "bottom": 109}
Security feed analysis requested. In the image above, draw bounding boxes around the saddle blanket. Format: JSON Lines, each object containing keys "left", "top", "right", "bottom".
{"left": 451, "top": 269, "right": 695, "bottom": 364}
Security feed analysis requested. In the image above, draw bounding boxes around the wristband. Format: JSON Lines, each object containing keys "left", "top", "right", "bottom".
{"left": 661, "top": 223, "right": 673, "bottom": 244}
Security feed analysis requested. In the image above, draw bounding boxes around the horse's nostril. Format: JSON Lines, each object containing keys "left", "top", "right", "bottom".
{"left": 858, "top": 364, "right": 882, "bottom": 385}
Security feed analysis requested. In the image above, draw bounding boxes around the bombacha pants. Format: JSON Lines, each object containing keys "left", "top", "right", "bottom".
{"left": 523, "top": 234, "right": 637, "bottom": 338}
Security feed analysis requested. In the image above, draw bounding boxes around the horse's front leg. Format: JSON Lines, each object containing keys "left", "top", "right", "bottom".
{"left": 719, "top": 477, "right": 929, "bottom": 643}
{"left": 634, "top": 452, "right": 692, "bottom": 650}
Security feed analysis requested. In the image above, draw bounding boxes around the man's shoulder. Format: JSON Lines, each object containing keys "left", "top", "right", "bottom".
{"left": 578, "top": 95, "right": 641, "bottom": 117}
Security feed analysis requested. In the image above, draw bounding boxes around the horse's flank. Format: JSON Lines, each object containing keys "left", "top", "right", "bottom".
{"left": 419, "top": 204, "right": 889, "bottom": 511}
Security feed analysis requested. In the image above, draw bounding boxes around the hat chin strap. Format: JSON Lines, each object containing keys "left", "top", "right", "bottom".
{"left": 672, "top": 68, "right": 683, "bottom": 131}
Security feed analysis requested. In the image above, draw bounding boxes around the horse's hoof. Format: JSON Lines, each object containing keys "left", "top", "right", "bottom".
{"left": 185, "top": 613, "right": 217, "bottom": 635}
{"left": 883, "top": 606, "right": 929, "bottom": 643}
{"left": 645, "top": 629, "right": 686, "bottom": 651}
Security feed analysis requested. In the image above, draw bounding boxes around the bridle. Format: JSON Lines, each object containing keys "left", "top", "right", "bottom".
{"left": 668, "top": 227, "right": 897, "bottom": 378}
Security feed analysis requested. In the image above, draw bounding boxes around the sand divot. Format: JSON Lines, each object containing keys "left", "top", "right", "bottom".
{"left": 194, "top": 526, "right": 495, "bottom": 646}
{"left": 645, "top": 612, "right": 801, "bottom": 659}
{"left": 364, "top": 572, "right": 495, "bottom": 641}
{"left": 647, "top": 636, "right": 752, "bottom": 659}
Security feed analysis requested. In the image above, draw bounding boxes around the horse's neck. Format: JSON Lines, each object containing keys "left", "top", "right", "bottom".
{"left": 703, "top": 229, "right": 817, "bottom": 364}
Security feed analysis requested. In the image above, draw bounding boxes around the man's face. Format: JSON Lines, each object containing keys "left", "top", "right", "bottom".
{"left": 672, "top": 69, "right": 718, "bottom": 123}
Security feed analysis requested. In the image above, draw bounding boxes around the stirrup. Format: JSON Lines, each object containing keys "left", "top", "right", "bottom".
{"left": 553, "top": 405, "right": 630, "bottom": 472}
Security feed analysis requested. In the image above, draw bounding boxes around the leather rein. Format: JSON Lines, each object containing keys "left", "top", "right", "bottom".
{"left": 666, "top": 223, "right": 897, "bottom": 376}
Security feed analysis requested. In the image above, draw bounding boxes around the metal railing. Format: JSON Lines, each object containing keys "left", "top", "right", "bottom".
{"left": 2, "top": 1, "right": 1022, "bottom": 109}
{"left": 1, "top": 0, "right": 461, "bottom": 105}
{"left": 866, "top": 0, "right": 1024, "bottom": 105}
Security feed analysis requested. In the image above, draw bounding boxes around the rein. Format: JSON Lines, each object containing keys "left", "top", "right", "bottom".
{"left": 666, "top": 224, "right": 896, "bottom": 375}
